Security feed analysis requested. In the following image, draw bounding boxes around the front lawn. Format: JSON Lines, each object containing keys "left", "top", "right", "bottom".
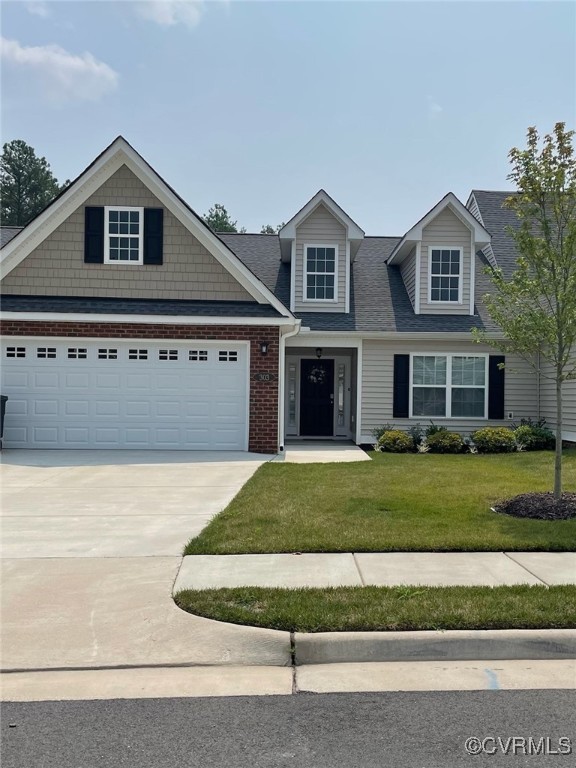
{"left": 174, "top": 584, "right": 576, "bottom": 632}
{"left": 184, "top": 451, "right": 576, "bottom": 554}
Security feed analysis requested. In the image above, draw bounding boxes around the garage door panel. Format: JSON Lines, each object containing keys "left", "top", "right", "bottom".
{"left": 1, "top": 340, "right": 249, "bottom": 450}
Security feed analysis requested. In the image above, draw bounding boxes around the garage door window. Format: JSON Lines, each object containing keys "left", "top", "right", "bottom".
{"left": 189, "top": 350, "right": 208, "bottom": 361}
{"left": 98, "top": 349, "right": 118, "bottom": 360}
{"left": 37, "top": 347, "right": 57, "bottom": 359}
{"left": 219, "top": 351, "right": 238, "bottom": 362}
{"left": 159, "top": 349, "right": 178, "bottom": 361}
{"left": 68, "top": 348, "right": 87, "bottom": 359}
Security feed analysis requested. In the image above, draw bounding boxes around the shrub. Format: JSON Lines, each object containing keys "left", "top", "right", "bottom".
{"left": 377, "top": 430, "right": 414, "bottom": 453}
{"left": 426, "top": 431, "right": 464, "bottom": 454}
{"left": 407, "top": 423, "right": 424, "bottom": 448}
{"left": 425, "top": 421, "right": 448, "bottom": 438}
{"left": 371, "top": 423, "right": 395, "bottom": 443}
{"left": 470, "top": 427, "right": 516, "bottom": 453}
{"left": 513, "top": 420, "right": 555, "bottom": 451}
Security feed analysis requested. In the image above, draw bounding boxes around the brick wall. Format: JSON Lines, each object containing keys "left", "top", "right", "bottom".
{"left": 0, "top": 320, "right": 281, "bottom": 454}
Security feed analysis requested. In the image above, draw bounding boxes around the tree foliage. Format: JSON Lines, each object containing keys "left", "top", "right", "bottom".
{"left": 260, "top": 223, "right": 285, "bottom": 234}
{"left": 473, "top": 122, "right": 576, "bottom": 497}
{"left": 203, "top": 203, "right": 245, "bottom": 233}
{"left": 1, "top": 140, "right": 67, "bottom": 226}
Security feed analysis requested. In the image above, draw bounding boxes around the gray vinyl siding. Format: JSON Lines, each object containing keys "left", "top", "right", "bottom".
{"left": 360, "top": 339, "right": 538, "bottom": 438}
{"left": 420, "top": 207, "right": 472, "bottom": 315}
{"left": 400, "top": 247, "right": 417, "bottom": 309}
{"left": 294, "top": 203, "right": 347, "bottom": 313}
{"left": 1, "top": 165, "right": 253, "bottom": 302}
{"left": 538, "top": 358, "right": 576, "bottom": 439}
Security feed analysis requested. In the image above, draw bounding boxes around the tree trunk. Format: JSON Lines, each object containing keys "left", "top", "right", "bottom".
{"left": 554, "top": 376, "right": 562, "bottom": 500}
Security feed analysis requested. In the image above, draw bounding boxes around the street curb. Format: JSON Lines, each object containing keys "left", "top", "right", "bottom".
{"left": 293, "top": 629, "right": 576, "bottom": 665}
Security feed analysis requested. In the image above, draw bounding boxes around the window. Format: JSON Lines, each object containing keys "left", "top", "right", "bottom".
{"left": 429, "top": 248, "right": 461, "bottom": 303}
{"left": 37, "top": 347, "right": 57, "bottom": 359}
{"left": 411, "top": 354, "right": 487, "bottom": 418}
{"left": 104, "top": 207, "right": 143, "bottom": 264}
{"left": 305, "top": 245, "right": 337, "bottom": 301}
{"left": 68, "top": 348, "right": 87, "bottom": 359}
{"left": 128, "top": 349, "right": 148, "bottom": 360}
{"left": 218, "top": 351, "right": 238, "bottom": 362}
{"left": 98, "top": 348, "right": 118, "bottom": 360}
{"left": 159, "top": 349, "right": 178, "bottom": 361}
{"left": 6, "top": 346, "right": 26, "bottom": 358}
{"left": 189, "top": 350, "right": 208, "bottom": 362}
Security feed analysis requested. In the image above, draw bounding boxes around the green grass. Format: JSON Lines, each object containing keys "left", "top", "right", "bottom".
{"left": 184, "top": 450, "right": 576, "bottom": 554}
{"left": 174, "top": 584, "right": 576, "bottom": 632}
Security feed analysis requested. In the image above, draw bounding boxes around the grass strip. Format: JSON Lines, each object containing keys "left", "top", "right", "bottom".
{"left": 174, "top": 584, "right": 576, "bottom": 633}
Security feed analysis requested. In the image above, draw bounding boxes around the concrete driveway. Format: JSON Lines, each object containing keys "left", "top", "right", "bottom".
{"left": 1, "top": 450, "right": 291, "bottom": 676}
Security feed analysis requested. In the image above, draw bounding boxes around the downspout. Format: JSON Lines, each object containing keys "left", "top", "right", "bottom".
{"left": 536, "top": 351, "right": 541, "bottom": 421}
{"left": 278, "top": 319, "right": 301, "bottom": 452}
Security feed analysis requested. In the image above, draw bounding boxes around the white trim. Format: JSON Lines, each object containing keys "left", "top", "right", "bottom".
{"left": 289, "top": 330, "right": 505, "bottom": 341}
{"left": 345, "top": 240, "right": 350, "bottom": 314}
{"left": 414, "top": 242, "right": 421, "bottom": 314}
{"left": 388, "top": 192, "right": 491, "bottom": 265}
{"left": 355, "top": 340, "right": 363, "bottom": 444}
{"left": 408, "top": 352, "right": 489, "bottom": 419}
{"left": 278, "top": 322, "right": 301, "bottom": 450}
{"left": 427, "top": 246, "right": 463, "bottom": 305}
{"left": 279, "top": 190, "right": 364, "bottom": 241}
{"left": 103, "top": 206, "right": 143, "bottom": 265}
{"left": 244, "top": 340, "right": 251, "bottom": 452}
{"left": 0, "top": 137, "right": 292, "bottom": 318}
{"left": 562, "top": 430, "right": 576, "bottom": 442}
{"left": 289, "top": 239, "right": 296, "bottom": 312}
{"left": 301, "top": 243, "right": 339, "bottom": 304}
{"left": 0, "top": 311, "right": 298, "bottom": 327}
{"left": 469, "top": 229, "right": 476, "bottom": 315}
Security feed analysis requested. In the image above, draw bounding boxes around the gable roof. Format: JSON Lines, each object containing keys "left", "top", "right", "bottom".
{"left": 0, "top": 227, "right": 23, "bottom": 248}
{"left": 278, "top": 189, "right": 365, "bottom": 261}
{"left": 469, "top": 190, "right": 521, "bottom": 277}
{"left": 0, "top": 136, "right": 293, "bottom": 318}
{"left": 387, "top": 192, "right": 491, "bottom": 264}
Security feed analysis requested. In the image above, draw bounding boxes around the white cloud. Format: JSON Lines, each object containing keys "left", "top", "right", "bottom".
{"left": 136, "top": 0, "right": 205, "bottom": 28}
{"left": 427, "top": 95, "right": 443, "bottom": 118}
{"left": 25, "top": 2, "right": 50, "bottom": 18}
{"left": 0, "top": 37, "right": 118, "bottom": 103}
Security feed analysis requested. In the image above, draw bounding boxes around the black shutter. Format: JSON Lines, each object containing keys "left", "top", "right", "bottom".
{"left": 84, "top": 207, "right": 104, "bottom": 263}
{"left": 393, "top": 354, "right": 410, "bottom": 418}
{"left": 143, "top": 208, "right": 164, "bottom": 265}
{"left": 488, "top": 355, "right": 505, "bottom": 419}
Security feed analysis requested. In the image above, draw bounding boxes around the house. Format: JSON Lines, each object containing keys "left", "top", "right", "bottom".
{"left": 1, "top": 136, "right": 574, "bottom": 452}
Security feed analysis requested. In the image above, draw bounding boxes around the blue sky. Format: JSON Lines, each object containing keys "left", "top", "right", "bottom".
{"left": 1, "top": 1, "right": 574, "bottom": 234}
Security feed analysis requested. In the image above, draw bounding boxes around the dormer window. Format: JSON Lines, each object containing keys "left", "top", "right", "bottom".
{"left": 104, "top": 206, "right": 143, "bottom": 264}
{"left": 304, "top": 245, "right": 337, "bottom": 301}
{"left": 429, "top": 248, "right": 462, "bottom": 303}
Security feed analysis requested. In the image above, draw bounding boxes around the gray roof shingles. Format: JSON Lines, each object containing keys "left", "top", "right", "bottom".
{"left": 0, "top": 191, "right": 517, "bottom": 332}
{"left": 0, "top": 227, "right": 23, "bottom": 248}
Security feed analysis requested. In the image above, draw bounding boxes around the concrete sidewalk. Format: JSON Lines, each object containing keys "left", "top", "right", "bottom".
{"left": 174, "top": 551, "right": 576, "bottom": 591}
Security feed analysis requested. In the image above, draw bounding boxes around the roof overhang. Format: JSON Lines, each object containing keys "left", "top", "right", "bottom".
{"left": 0, "top": 136, "right": 293, "bottom": 319}
{"left": 387, "top": 192, "right": 491, "bottom": 265}
{"left": 0, "top": 311, "right": 299, "bottom": 327}
{"left": 279, "top": 190, "right": 365, "bottom": 262}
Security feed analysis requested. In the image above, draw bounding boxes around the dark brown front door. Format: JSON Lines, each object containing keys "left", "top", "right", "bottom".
{"left": 300, "top": 359, "right": 334, "bottom": 436}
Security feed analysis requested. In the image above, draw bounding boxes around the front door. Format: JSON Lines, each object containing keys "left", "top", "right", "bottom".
{"left": 300, "top": 359, "right": 334, "bottom": 436}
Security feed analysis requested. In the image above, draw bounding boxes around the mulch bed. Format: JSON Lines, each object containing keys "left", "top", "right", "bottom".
{"left": 494, "top": 492, "right": 576, "bottom": 520}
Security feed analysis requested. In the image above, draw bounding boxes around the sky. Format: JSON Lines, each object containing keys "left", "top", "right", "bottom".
{"left": 1, "top": 0, "right": 575, "bottom": 235}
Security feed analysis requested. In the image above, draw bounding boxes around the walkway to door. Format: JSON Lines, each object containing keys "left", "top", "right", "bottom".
{"left": 278, "top": 443, "right": 370, "bottom": 463}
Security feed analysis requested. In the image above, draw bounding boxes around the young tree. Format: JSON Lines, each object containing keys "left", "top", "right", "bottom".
{"left": 0, "top": 140, "right": 66, "bottom": 226}
{"left": 203, "top": 203, "right": 245, "bottom": 233}
{"left": 473, "top": 122, "right": 576, "bottom": 498}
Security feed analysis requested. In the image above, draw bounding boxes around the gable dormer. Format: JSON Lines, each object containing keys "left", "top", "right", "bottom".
{"left": 388, "top": 193, "right": 491, "bottom": 316}
{"left": 279, "top": 190, "right": 364, "bottom": 314}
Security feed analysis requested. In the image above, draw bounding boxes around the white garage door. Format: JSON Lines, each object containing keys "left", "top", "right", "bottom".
{"left": 1, "top": 339, "right": 249, "bottom": 450}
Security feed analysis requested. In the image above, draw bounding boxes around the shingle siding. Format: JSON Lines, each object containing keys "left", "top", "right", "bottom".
{"left": 538, "top": 359, "right": 576, "bottom": 439}
{"left": 1, "top": 165, "right": 253, "bottom": 302}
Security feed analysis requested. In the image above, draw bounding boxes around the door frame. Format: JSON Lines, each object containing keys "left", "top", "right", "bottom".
{"left": 284, "top": 354, "right": 352, "bottom": 439}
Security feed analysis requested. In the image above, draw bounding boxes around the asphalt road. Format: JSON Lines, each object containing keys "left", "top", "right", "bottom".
{"left": 3, "top": 690, "right": 575, "bottom": 768}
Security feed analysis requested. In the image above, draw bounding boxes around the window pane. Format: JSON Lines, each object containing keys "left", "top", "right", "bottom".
{"left": 413, "top": 356, "right": 446, "bottom": 386}
{"left": 452, "top": 388, "right": 485, "bottom": 417}
{"left": 452, "top": 357, "right": 485, "bottom": 386}
{"left": 109, "top": 211, "right": 118, "bottom": 222}
{"left": 109, "top": 223, "right": 118, "bottom": 234}
{"left": 130, "top": 211, "right": 139, "bottom": 223}
{"left": 413, "top": 387, "right": 446, "bottom": 416}
{"left": 119, "top": 211, "right": 129, "bottom": 222}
